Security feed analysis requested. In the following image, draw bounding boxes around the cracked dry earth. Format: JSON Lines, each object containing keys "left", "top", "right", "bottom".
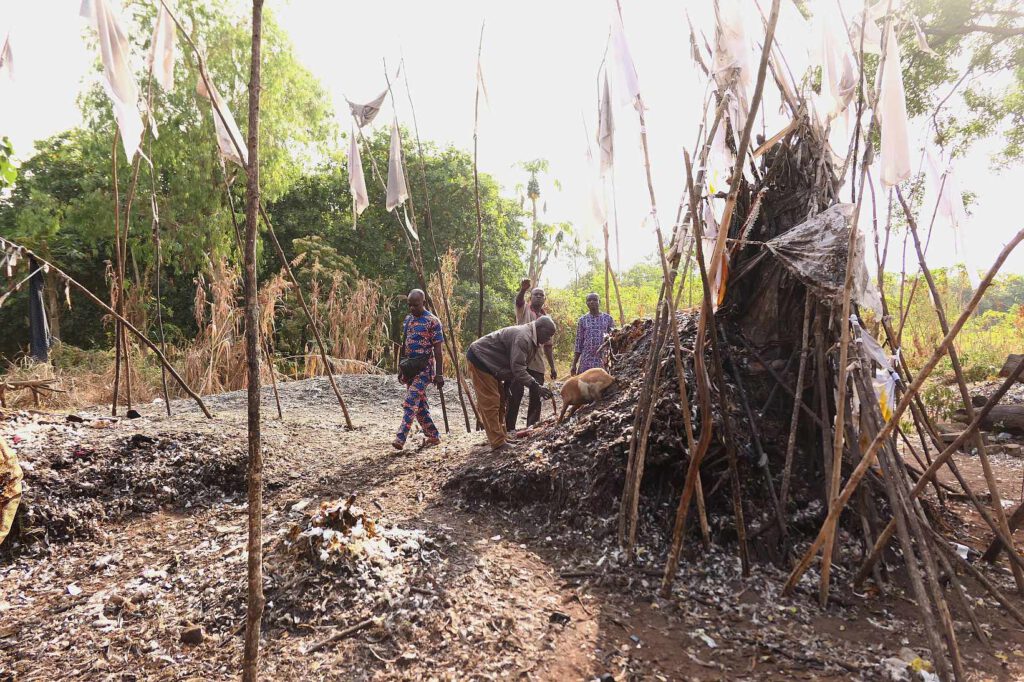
{"left": 2, "top": 375, "right": 1024, "bottom": 681}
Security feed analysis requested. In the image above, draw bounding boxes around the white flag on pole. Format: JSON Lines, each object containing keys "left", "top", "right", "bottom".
{"left": 348, "top": 125, "right": 369, "bottom": 221}
{"left": 148, "top": 2, "right": 176, "bottom": 92}
{"left": 80, "top": 0, "right": 144, "bottom": 161}
{"left": 877, "top": 23, "right": 911, "bottom": 187}
{"left": 386, "top": 118, "right": 409, "bottom": 212}
{"left": 0, "top": 33, "right": 13, "bottom": 80}
{"left": 347, "top": 90, "right": 387, "bottom": 129}
{"left": 196, "top": 76, "right": 247, "bottom": 167}
{"left": 610, "top": 5, "right": 641, "bottom": 108}
{"left": 598, "top": 72, "right": 614, "bottom": 175}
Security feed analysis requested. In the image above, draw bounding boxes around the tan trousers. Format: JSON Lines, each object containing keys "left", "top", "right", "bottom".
{"left": 468, "top": 363, "right": 507, "bottom": 448}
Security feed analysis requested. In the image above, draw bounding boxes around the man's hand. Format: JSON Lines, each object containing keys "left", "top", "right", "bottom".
{"left": 519, "top": 278, "right": 532, "bottom": 293}
{"left": 570, "top": 364, "right": 577, "bottom": 376}
{"left": 537, "top": 384, "right": 553, "bottom": 400}
{"left": 434, "top": 374, "right": 445, "bottom": 388}
{"left": 550, "top": 367, "right": 558, "bottom": 380}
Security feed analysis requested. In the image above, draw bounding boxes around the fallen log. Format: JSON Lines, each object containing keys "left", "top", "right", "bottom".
{"left": 953, "top": 404, "right": 1024, "bottom": 434}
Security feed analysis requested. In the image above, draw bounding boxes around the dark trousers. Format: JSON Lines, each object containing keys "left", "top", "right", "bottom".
{"left": 504, "top": 368, "right": 545, "bottom": 431}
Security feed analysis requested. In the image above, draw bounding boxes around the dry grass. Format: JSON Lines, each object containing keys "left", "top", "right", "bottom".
{"left": 302, "top": 273, "right": 391, "bottom": 378}
{"left": 427, "top": 249, "right": 469, "bottom": 377}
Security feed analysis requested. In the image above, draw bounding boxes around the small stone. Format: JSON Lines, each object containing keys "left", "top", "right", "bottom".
{"left": 180, "top": 624, "right": 205, "bottom": 645}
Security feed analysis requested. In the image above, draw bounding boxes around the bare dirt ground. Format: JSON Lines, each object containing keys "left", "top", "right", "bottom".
{"left": 2, "top": 375, "right": 1023, "bottom": 681}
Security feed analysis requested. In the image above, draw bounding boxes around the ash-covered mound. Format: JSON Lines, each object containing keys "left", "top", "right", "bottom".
{"left": 2, "top": 413, "right": 246, "bottom": 555}
{"left": 450, "top": 311, "right": 816, "bottom": 547}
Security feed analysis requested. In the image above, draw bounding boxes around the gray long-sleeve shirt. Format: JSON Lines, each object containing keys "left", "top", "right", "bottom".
{"left": 467, "top": 321, "right": 542, "bottom": 388}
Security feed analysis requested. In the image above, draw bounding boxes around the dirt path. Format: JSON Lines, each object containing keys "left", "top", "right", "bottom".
{"left": 2, "top": 376, "right": 1023, "bottom": 680}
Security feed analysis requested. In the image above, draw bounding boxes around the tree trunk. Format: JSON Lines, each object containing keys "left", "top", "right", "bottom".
{"left": 242, "top": 1, "right": 265, "bottom": 680}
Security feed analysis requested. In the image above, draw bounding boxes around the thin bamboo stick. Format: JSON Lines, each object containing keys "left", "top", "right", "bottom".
{"left": 473, "top": 23, "right": 486, "bottom": 339}
{"left": 780, "top": 295, "right": 812, "bottom": 509}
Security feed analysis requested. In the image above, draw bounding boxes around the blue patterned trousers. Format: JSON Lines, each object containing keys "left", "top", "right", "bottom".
{"left": 395, "top": 367, "right": 439, "bottom": 443}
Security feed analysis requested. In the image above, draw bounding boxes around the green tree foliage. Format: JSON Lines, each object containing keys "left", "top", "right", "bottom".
{"left": 0, "top": 1, "right": 335, "bottom": 358}
{"left": 267, "top": 128, "right": 526, "bottom": 348}
{"left": 906, "top": 0, "right": 1024, "bottom": 162}
{"left": 0, "top": 137, "right": 15, "bottom": 189}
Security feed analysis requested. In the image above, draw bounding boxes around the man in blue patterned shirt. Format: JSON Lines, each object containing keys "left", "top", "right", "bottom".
{"left": 571, "top": 293, "right": 614, "bottom": 375}
{"left": 393, "top": 289, "right": 445, "bottom": 450}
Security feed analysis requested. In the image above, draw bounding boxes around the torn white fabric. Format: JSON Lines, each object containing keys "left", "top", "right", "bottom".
{"left": 610, "top": 5, "right": 641, "bottom": 108}
{"left": 598, "top": 72, "right": 614, "bottom": 175}
{"left": 852, "top": 316, "right": 900, "bottom": 421}
{"left": 148, "top": 2, "right": 176, "bottom": 91}
{"left": 196, "top": 76, "right": 247, "bottom": 167}
{"left": 812, "top": 3, "right": 857, "bottom": 126}
{"left": 876, "top": 23, "right": 912, "bottom": 187}
{"left": 585, "top": 146, "right": 607, "bottom": 231}
{"left": 0, "top": 33, "right": 13, "bottom": 80}
{"left": 924, "top": 147, "right": 977, "bottom": 287}
{"left": 849, "top": 1, "right": 885, "bottom": 55}
{"left": 80, "top": 0, "right": 144, "bottom": 160}
{"left": 347, "top": 126, "right": 369, "bottom": 221}
{"left": 347, "top": 90, "right": 387, "bottom": 129}
{"left": 385, "top": 119, "right": 409, "bottom": 212}
{"left": 911, "top": 15, "right": 938, "bottom": 57}
{"left": 712, "top": 0, "right": 754, "bottom": 142}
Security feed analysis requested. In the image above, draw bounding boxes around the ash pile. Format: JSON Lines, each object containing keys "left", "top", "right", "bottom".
{"left": 263, "top": 495, "right": 444, "bottom": 632}
{"left": 1, "top": 411, "right": 246, "bottom": 557}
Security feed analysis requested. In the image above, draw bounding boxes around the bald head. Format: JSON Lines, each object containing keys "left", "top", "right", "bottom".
{"left": 534, "top": 315, "right": 556, "bottom": 344}
{"left": 407, "top": 289, "right": 426, "bottom": 316}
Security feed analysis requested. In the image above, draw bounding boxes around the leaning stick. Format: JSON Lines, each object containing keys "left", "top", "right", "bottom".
{"left": 780, "top": 295, "right": 812, "bottom": 510}
{"left": 160, "top": 1, "right": 352, "bottom": 428}
{"left": 930, "top": 524, "right": 1024, "bottom": 628}
{"left": 473, "top": 22, "right": 486, "bottom": 339}
{"left": 402, "top": 65, "right": 475, "bottom": 433}
{"left": 783, "top": 225, "right": 1024, "bottom": 596}
{"left": 896, "top": 185, "right": 1024, "bottom": 594}
{"left": 854, "top": 317, "right": 1024, "bottom": 584}
{"left": 221, "top": 171, "right": 284, "bottom": 420}
{"left": 0, "top": 237, "right": 211, "bottom": 418}
{"left": 660, "top": 151, "right": 741, "bottom": 594}
{"left": 259, "top": 205, "right": 353, "bottom": 429}
{"left": 110, "top": 131, "right": 124, "bottom": 416}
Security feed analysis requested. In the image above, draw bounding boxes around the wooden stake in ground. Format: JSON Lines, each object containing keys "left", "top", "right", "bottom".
{"left": 241, "top": 1, "right": 265, "bottom": 679}
{"left": 473, "top": 22, "right": 486, "bottom": 339}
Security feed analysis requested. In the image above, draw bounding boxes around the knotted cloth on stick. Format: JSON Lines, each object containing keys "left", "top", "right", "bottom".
{"left": 347, "top": 90, "right": 387, "bottom": 129}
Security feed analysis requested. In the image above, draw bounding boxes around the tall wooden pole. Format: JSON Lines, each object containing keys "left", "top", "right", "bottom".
{"left": 241, "top": 1, "right": 265, "bottom": 679}
{"left": 403, "top": 67, "right": 475, "bottom": 432}
{"left": 473, "top": 23, "right": 486, "bottom": 338}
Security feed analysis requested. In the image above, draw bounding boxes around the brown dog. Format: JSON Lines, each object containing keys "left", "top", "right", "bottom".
{"left": 558, "top": 367, "right": 615, "bottom": 423}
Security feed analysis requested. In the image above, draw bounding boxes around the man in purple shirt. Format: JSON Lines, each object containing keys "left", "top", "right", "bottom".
{"left": 571, "top": 293, "right": 614, "bottom": 375}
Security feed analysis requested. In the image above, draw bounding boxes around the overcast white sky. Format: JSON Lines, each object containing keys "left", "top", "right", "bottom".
{"left": 1, "top": 0, "right": 1022, "bottom": 286}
